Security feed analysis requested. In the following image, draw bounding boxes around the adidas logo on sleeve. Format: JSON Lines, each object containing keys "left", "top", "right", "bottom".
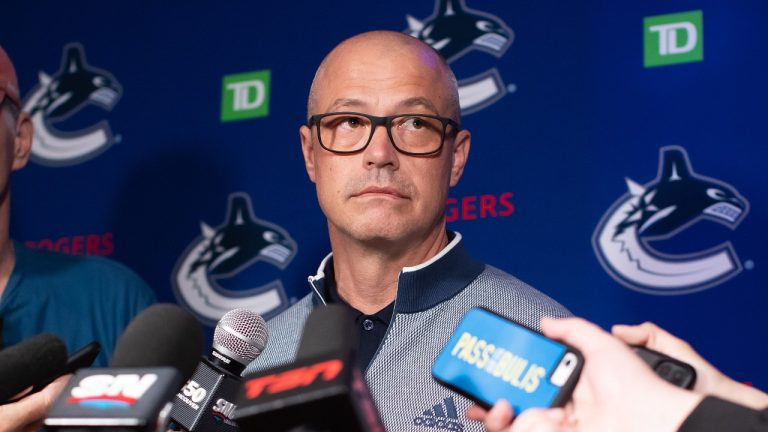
{"left": 412, "top": 396, "right": 465, "bottom": 431}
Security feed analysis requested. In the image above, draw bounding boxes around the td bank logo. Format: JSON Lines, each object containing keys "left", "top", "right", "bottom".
{"left": 644, "top": 10, "right": 703, "bottom": 67}
{"left": 221, "top": 70, "right": 270, "bottom": 122}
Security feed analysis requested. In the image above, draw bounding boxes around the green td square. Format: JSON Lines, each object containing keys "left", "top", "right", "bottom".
{"left": 644, "top": 10, "right": 703, "bottom": 68}
{"left": 221, "top": 70, "right": 271, "bottom": 122}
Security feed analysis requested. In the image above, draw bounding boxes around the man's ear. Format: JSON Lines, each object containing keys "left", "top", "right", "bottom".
{"left": 12, "top": 112, "right": 32, "bottom": 171}
{"left": 449, "top": 129, "right": 470, "bottom": 187}
{"left": 300, "top": 125, "right": 317, "bottom": 183}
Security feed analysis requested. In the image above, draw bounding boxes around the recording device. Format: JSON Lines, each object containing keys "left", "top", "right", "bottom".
{"left": 432, "top": 307, "right": 583, "bottom": 413}
{"left": 29, "top": 341, "right": 102, "bottom": 395}
{"left": 234, "top": 304, "right": 384, "bottom": 432}
{"left": 44, "top": 303, "right": 204, "bottom": 431}
{"left": 168, "top": 308, "right": 268, "bottom": 431}
{"left": 63, "top": 342, "right": 102, "bottom": 374}
{"left": 633, "top": 346, "right": 697, "bottom": 389}
{"left": 0, "top": 332, "right": 68, "bottom": 403}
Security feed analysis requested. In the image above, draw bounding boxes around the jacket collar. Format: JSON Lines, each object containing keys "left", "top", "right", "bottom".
{"left": 307, "top": 231, "right": 484, "bottom": 313}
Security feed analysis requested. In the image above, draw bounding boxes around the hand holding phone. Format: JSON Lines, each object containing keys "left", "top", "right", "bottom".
{"left": 29, "top": 341, "right": 101, "bottom": 395}
{"left": 633, "top": 346, "right": 696, "bottom": 389}
{"left": 432, "top": 308, "right": 582, "bottom": 414}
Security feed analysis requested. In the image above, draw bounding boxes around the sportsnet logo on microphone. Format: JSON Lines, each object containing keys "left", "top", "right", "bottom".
{"left": 592, "top": 146, "right": 750, "bottom": 295}
{"left": 22, "top": 43, "right": 122, "bottom": 166}
{"left": 403, "top": 0, "right": 514, "bottom": 114}
{"left": 211, "top": 398, "right": 238, "bottom": 426}
{"left": 45, "top": 367, "right": 183, "bottom": 428}
{"left": 66, "top": 374, "right": 157, "bottom": 409}
{"left": 172, "top": 192, "right": 297, "bottom": 326}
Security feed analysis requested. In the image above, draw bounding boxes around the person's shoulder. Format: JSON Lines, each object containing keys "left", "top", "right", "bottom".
{"left": 264, "top": 294, "right": 314, "bottom": 342}
{"left": 474, "top": 264, "right": 539, "bottom": 289}
{"left": 245, "top": 294, "right": 314, "bottom": 375}
{"left": 460, "top": 264, "right": 572, "bottom": 325}
{"left": 16, "top": 245, "right": 155, "bottom": 300}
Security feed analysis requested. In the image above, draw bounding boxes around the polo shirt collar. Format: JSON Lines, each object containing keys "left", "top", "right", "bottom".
{"left": 307, "top": 231, "right": 484, "bottom": 313}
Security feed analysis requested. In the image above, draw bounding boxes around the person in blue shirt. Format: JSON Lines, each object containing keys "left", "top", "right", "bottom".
{"left": 0, "top": 243, "right": 156, "bottom": 367}
{"left": 0, "top": 45, "right": 155, "bottom": 432}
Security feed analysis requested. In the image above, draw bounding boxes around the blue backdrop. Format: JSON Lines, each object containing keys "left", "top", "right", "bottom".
{"left": 5, "top": 0, "right": 766, "bottom": 390}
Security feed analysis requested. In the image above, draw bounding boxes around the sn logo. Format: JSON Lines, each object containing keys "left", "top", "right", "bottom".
{"left": 70, "top": 374, "right": 157, "bottom": 400}
{"left": 212, "top": 398, "right": 238, "bottom": 419}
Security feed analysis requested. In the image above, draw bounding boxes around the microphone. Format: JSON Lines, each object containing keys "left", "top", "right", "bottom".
{"left": 111, "top": 304, "right": 203, "bottom": 379}
{"left": 168, "top": 308, "right": 267, "bottom": 431}
{"left": 44, "top": 303, "right": 204, "bottom": 431}
{"left": 233, "top": 304, "right": 384, "bottom": 432}
{"left": 0, "top": 332, "right": 67, "bottom": 403}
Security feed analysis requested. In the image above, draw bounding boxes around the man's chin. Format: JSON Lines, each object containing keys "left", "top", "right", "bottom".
{"left": 343, "top": 220, "right": 414, "bottom": 244}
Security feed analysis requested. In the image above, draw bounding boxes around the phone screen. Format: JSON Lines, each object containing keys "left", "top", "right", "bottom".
{"left": 432, "top": 308, "right": 580, "bottom": 412}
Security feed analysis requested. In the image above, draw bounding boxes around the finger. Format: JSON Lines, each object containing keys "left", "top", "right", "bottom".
{"left": 20, "top": 420, "right": 44, "bottom": 432}
{"left": 614, "top": 322, "right": 701, "bottom": 363}
{"left": 466, "top": 404, "right": 489, "bottom": 421}
{"left": 485, "top": 399, "right": 514, "bottom": 432}
{"left": 15, "top": 374, "right": 71, "bottom": 423}
{"left": 540, "top": 317, "right": 611, "bottom": 350}
{"left": 9, "top": 386, "right": 34, "bottom": 401}
{"left": 510, "top": 408, "right": 567, "bottom": 432}
{"left": 611, "top": 322, "right": 655, "bottom": 346}
{"left": 0, "top": 375, "right": 76, "bottom": 432}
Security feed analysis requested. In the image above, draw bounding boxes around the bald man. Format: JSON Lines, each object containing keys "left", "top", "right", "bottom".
{"left": 244, "top": 31, "right": 570, "bottom": 430}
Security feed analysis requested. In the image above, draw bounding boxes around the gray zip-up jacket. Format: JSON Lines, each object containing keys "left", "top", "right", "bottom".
{"left": 243, "top": 232, "right": 571, "bottom": 431}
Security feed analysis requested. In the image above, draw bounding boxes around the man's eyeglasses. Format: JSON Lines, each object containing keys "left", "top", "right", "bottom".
{"left": 307, "top": 112, "right": 460, "bottom": 156}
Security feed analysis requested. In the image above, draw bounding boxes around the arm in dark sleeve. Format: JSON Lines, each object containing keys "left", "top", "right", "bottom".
{"left": 679, "top": 396, "right": 768, "bottom": 432}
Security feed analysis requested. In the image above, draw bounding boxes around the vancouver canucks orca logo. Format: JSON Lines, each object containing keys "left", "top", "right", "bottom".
{"left": 404, "top": 0, "right": 514, "bottom": 114}
{"left": 593, "top": 146, "right": 750, "bottom": 295}
{"left": 22, "top": 43, "right": 122, "bottom": 166}
{"left": 172, "top": 193, "right": 297, "bottom": 325}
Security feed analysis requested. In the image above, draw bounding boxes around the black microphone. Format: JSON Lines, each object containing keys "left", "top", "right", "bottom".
{"left": 0, "top": 332, "right": 67, "bottom": 403}
{"left": 233, "top": 304, "right": 384, "bottom": 432}
{"left": 111, "top": 304, "right": 203, "bottom": 379}
{"left": 44, "top": 303, "right": 204, "bottom": 431}
{"left": 168, "top": 308, "right": 267, "bottom": 431}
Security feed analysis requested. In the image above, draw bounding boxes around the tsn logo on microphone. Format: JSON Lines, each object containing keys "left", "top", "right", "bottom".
{"left": 67, "top": 373, "right": 158, "bottom": 408}
{"left": 243, "top": 359, "right": 344, "bottom": 398}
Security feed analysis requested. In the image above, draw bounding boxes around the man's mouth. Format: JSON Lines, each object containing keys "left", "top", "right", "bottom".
{"left": 353, "top": 186, "right": 408, "bottom": 199}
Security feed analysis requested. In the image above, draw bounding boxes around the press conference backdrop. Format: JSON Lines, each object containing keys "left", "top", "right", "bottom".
{"left": 4, "top": 1, "right": 766, "bottom": 390}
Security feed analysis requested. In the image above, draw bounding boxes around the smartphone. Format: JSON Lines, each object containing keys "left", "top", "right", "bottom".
{"left": 30, "top": 341, "right": 101, "bottom": 393}
{"left": 633, "top": 346, "right": 697, "bottom": 389}
{"left": 432, "top": 308, "right": 582, "bottom": 413}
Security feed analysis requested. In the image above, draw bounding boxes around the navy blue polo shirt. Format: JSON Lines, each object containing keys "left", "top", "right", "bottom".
{"left": 321, "top": 262, "right": 395, "bottom": 371}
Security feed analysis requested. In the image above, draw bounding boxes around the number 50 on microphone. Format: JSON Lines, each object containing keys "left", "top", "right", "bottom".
{"left": 432, "top": 308, "right": 582, "bottom": 414}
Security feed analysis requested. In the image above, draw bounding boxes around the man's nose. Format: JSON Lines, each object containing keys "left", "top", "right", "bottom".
{"left": 362, "top": 124, "right": 399, "bottom": 170}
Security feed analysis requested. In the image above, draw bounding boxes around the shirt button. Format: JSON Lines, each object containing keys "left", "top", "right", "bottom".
{"left": 363, "top": 319, "right": 374, "bottom": 331}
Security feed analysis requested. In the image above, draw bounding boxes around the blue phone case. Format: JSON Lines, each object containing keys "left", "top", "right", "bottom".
{"left": 432, "top": 308, "right": 582, "bottom": 413}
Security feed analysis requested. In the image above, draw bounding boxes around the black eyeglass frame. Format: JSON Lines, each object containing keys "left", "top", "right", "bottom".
{"left": 307, "top": 111, "right": 461, "bottom": 156}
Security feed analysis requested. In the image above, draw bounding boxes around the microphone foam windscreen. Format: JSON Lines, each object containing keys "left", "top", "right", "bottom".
{"left": 0, "top": 333, "right": 67, "bottom": 402}
{"left": 295, "top": 304, "right": 354, "bottom": 361}
{"left": 111, "top": 303, "right": 203, "bottom": 381}
{"left": 213, "top": 308, "right": 268, "bottom": 366}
